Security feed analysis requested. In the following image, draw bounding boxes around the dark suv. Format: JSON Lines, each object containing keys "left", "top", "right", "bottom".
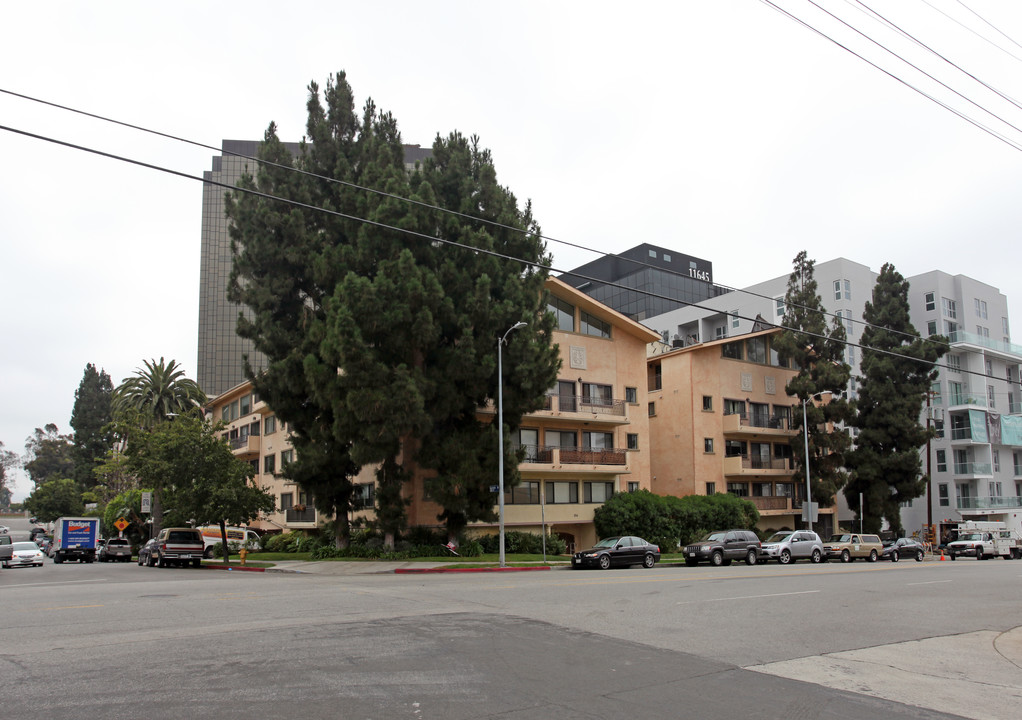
{"left": 684, "top": 529, "right": 761, "bottom": 566}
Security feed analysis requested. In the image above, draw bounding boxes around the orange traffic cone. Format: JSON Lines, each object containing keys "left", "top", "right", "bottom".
{"left": 940, "top": 549, "right": 945, "bottom": 561}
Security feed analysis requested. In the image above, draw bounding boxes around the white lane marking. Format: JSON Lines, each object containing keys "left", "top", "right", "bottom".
{"left": 677, "top": 590, "right": 820, "bottom": 604}
{"left": 0, "top": 578, "right": 108, "bottom": 590}
{"left": 907, "top": 580, "right": 953, "bottom": 586}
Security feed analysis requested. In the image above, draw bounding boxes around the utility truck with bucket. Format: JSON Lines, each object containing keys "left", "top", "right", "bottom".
{"left": 947, "top": 521, "right": 1022, "bottom": 560}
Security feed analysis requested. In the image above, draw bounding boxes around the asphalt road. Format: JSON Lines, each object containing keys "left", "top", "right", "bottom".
{"left": 2, "top": 517, "right": 1020, "bottom": 719}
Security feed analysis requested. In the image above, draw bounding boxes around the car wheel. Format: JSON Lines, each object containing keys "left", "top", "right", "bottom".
{"left": 204, "top": 546, "right": 216, "bottom": 560}
{"left": 915, "top": 550, "right": 924, "bottom": 562}
{"left": 643, "top": 553, "right": 656, "bottom": 569}
{"left": 138, "top": 555, "right": 144, "bottom": 566}
{"left": 779, "top": 549, "right": 792, "bottom": 565}
{"left": 949, "top": 552, "right": 956, "bottom": 561}
{"left": 890, "top": 551, "right": 900, "bottom": 563}
{"left": 598, "top": 554, "right": 612, "bottom": 570}
{"left": 192, "top": 558, "right": 202, "bottom": 568}
{"left": 745, "top": 549, "right": 758, "bottom": 566}
{"left": 811, "top": 549, "right": 822, "bottom": 563}
{"left": 841, "top": 549, "right": 851, "bottom": 563}
{"left": 868, "top": 549, "right": 878, "bottom": 563}
{"left": 710, "top": 550, "right": 724, "bottom": 567}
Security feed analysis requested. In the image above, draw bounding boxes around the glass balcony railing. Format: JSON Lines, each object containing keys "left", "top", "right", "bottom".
{"left": 947, "top": 393, "right": 987, "bottom": 408}
{"left": 953, "top": 462, "right": 992, "bottom": 476}
{"left": 948, "top": 331, "right": 1022, "bottom": 360}
{"left": 956, "top": 495, "right": 1022, "bottom": 510}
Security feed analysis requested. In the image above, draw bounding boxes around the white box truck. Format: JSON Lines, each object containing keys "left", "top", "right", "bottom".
{"left": 51, "top": 517, "right": 101, "bottom": 564}
{"left": 197, "top": 526, "right": 261, "bottom": 559}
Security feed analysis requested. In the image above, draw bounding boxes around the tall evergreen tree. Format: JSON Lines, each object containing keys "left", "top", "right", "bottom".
{"left": 773, "top": 251, "right": 854, "bottom": 519}
{"left": 227, "top": 72, "right": 559, "bottom": 546}
{"left": 70, "top": 363, "right": 114, "bottom": 488}
{"left": 845, "top": 263, "right": 946, "bottom": 534}
{"left": 23, "top": 424, "right": 76, "bottom": 487}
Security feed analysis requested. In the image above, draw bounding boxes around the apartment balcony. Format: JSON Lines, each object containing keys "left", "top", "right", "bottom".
{"left": 948, "top": 330, "right": 1022, "bottom": 362}
{"left": 947, "top": 393, "right": 987, "bottom": 411}
{"left": 748, "top": 496, "right": 798, "bottom": 515}
{"left": 957, "top": 496, "right": 1022, "bottom": 512}
{"left": 229, "top": 434, "right": 260, "bottom": 456}
{"left": 722, "top": 412, "right": 797, "bottom": 441}
{"left": 723, "top": 455, "right": 795, "bottom": 477}
{"left": 953, "top": 462, "right": 993, "bottom": 478}
{"left": 284, "top": 507, "right": 317, "bottom": 526}
{"left": 524, "top": 394, "right": 630, "bottom": 425}
{"left": 516, "top": 444, "right": 630, "bottom": 475}
{"left": 1009, "top": 402, "right": 1022, "bottom": 415}
{"left": 949, "top": 427, "right": 983, "bottom": 445}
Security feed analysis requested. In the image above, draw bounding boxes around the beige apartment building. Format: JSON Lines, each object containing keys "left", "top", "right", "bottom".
{"left": 204, "top": 277, "right": 659, "bottom": 549}
{"left": 646, "top": 327, "right": 837, "bottom": 537}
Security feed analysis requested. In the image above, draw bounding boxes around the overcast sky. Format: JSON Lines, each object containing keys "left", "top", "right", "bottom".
{"left": 3, "top": 1, "right": 1022, "bottom": 502}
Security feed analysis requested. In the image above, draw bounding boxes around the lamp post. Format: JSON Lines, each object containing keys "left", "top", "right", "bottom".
{"left": 800, "top": 390, "right": 832, "bottom": 534}
{"left": 497, "top": 321, "right": 527, "bottom": 568}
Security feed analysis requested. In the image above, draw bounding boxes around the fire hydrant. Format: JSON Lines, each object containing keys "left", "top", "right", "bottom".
{"left": 239, "top": 548, "right": 248, "bottom": 566}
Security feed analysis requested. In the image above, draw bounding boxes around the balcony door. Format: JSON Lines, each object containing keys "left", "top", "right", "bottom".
{"left": 558, "top": 380, "right": 576, "bottom": 412}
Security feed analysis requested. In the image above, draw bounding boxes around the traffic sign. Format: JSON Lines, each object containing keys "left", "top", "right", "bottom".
{"left": 114, "top": 517, "right": 129, "bottom": 532}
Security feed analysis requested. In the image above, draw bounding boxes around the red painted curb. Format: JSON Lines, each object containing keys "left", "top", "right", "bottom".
{"left": 395, "top": 566, "right": 552, "bottom": 574}
{"left": 200, "top": 564, "right": 266, "bottom": 572}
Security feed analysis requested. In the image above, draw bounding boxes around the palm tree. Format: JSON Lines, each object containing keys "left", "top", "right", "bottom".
{"left": 113, "top": 358, "right": 207, "bottom": 427}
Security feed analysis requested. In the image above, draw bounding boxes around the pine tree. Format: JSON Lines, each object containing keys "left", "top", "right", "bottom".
{"left": 773, "top": 251, "right": 854, "bottom": 519}
{"left": 70, "top": 363, "right": 114, "bottom": 488}
{"left": 845, "top": 263, "right": 946, "bottom": 534}
{"left": 227, "top": 73, "right": 559, "bottom": 546}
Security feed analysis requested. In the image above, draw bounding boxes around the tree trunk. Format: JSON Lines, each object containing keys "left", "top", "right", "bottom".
{"left": 219, "top": 519, "right": 230, "bottom": 563}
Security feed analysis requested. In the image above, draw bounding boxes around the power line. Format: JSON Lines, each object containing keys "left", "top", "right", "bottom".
{"left": 4, "top": 120, "right": 1011, "bottom": 387}
{"left": 919, "top": 0, "right": 1022, "bottom": 63}
{"left": 954, "top": 0, "right": 1022, "bottom": 55}
{"left": 0, "top": 86, "right": 962, "bottom": 356}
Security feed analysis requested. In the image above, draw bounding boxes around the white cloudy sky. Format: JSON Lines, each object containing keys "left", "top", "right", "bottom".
{"left": 2, "top": 1, "right": 1021, "bottom": 501}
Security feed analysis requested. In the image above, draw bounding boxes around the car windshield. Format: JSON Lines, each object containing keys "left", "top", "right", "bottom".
{"left": 167, "top": 531, "right": 200, "bottom": 543}
{"left": 107, "top": 539, "right": 129, "bottom": 546}
{"left": 699, "top": 532, "right": 727, "bottom": 542}
{"left": 957, "top": 532, "right": 982, "bottom": 541}
{"left": 766, "top": 532, "right": 793, "bottom": 543}
{"left": 13, "top": 542, "right": 39, "bottom": 551}
{"left": 593, "top": 537, "right": 621, "bottom": 548}
{"left": 828, "top": 534, "right": 852, "bottom": 543}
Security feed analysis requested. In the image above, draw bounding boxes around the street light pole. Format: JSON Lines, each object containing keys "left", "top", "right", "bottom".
{"left": 497, "top": 321, "right": 527, "bottom": 568}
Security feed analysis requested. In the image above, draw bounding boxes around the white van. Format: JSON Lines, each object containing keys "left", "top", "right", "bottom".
{"left": 197, "top": 526, "right": 261, "bottom": 558}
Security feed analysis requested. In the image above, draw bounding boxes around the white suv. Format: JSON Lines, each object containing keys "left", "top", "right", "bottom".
{"left": 760, "top": 530, "right": 824, "bottom": 564}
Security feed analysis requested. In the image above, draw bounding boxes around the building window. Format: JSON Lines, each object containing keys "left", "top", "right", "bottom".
{"left": 625, "top": 386, "right": 637, "bottom": 403}
{"left": 989, "top": 385, "right": 996, "bottom": 408}
{"left": 547, "top": 295, "right": 575, "bottom": 332}
{"left": 731, "top": 312, "right": 740, "bottom": 329}
{"left": 628, "top": 481, "right": 640, "bottom": 492}
{"left": 724, "top": 398, "right": 746, "bottom": 417}
{"left": 584, "top": 481, "right": 614, "bottom": 503}
{"left": 925, "top": 292, "right": 936, "bottom": 311}
{"left": 975, "top": 299, "right": 988, "bottom": 319}
{"left": 705, "top": 482, "right": 716, "bottom": 495}
{"left": 280, "top": 449, "right": 294, "bottom": 466}
{"left": 715, "top": 325, "right": 728, "bottom": 340}
{"left": 663, "top": 254, "right": 671, "bottom": 262}
{"left": 583, "top": 431, "right": 614, "bottom": 450}
{"left": 727, "top": 482, "right": 749, "bottom": 497}
{"left": 1002, "top": 317, "right": 1010, "bottom": 338}
{"left": 994, "top": 450, "right": 1001, "bottom": 473}
{"left": 506, "top": 481, "right": 540, "bottom": 505}
{"left": 580, "top": 310, "right": 612, "bottom": 339}
{"left": 938, "top": 484, "right": 949, "bottom": 507}
{"left": 545, "top": 481, "right": 579, "bottom": 504}
{"left": 352, "top": 483, "right": 375, "bottom": 510}
{"left": 704, "top": 438, "right": 714, "bottom": 453}
{"left": 746, "top": 337, "right": 766, "bottom": 364}
{"left": 833, "top": 279, "right": 850, "bottom": 300}
{"left": 248, "top": 459, "right": 259, "bottom": 477}
{"left": 977, "top": 325, "right": 990, "bottom": 338}
{"left": 942, "top": 298, "right": 957, "bottom": 319}
{"left": 263, "top": 454, "right": 276, "bottom": 475}
{"left": 931, "top": 382, "right": 942, "bottom": 405}
{"left": 702, "top": 395, "right": 713, "bottom": 411}
{"left": 648, "top": 402, "right": 656, "bottom": 417}
{"left": 582, "top": 383, "right": 613, "bottom": 407}
{"left": 841, "top": 309, "right": 853, "bottom": 335}
{"left": 239, "top": 394, "right": 252, "bottom": 416}
{"left": 847, "top": 345, "right": 855, "bottom": 366}
{"left": 280, "top": 492, "right": 293, "bottom": 511}
{"left": 934, "top": 418, "right": 944, "bottom": 439}
{"left": 264, "top": 416, "right": 277, "bottom": 435}
{"left": 627, "top": 433, "right": 639, "bottom": 450}
{"left": 649, "top": 249, "right": 657, "bottom": 258}
{"left": 721, "top": 341, "right": 743, "bottom": 360}
{"left": 947, "top": 355, "right": 961, "bottom": 374}
{"left": 775, "top": 297, "right": 785, "bottom": 318}
{"left": 927, "top": 320, "right": 938, "bottom": 337}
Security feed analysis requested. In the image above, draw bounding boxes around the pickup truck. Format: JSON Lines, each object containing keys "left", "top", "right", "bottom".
{"left": 823, "top": 533, "right": 883, "bottom": 563}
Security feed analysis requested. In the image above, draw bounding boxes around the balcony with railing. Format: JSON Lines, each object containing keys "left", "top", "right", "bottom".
{"left": 527, "top": 393, "right": 629, "bottom": 424}
{"left": 950, "top": 427, "right": 977, "bottom": 443}
{"left": 514, "top": 443, "right": 629, "bottom": 472}
{"left": 229, "top": 433, "right": 260, "bottom": 455}
{"left": 947, "top": 392, "right": 987, "bottom": 409}
{"left": 723, "top": 454, "right": 795, "bottom": 476}
{"left": 722, "top": 411, "right": 797, "bottom": 440}
{"left": 948, "top": 330, "right": 1022, "bottom": 361}
{"left": 953, "top": 461, "right": 993, "bottom": 477}
{"left": 285, "top": 506, "right": 317, "bottom": 524}
{"left": 956, "top": 495, "right": 1022, "bottom": 511}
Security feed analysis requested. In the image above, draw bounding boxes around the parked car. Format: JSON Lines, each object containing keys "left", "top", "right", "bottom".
{"left": 0, "top": 534, "right": 12, "bottom": 567}
{"left": 760, "top": 530, "right": 824, "bottom": 564}
{"left": 0, "top": 525, "right": 9, "bottom": 534}
{"left": 684, "top": 529, "right": 761, "bottom": 566}
{"left": 823, "top": 533, "right": 883, "bottom": 562}
{"left": 98, "top": 538, "right": 132, "bottom": 562}
{"left": 30, "top": 527, "right": 48, "bottom": 542}
{"left": 8, "top": 541, "right": 45, "bottom": 567}
{"left": 151, "top": 528, "right": 205, "bottom": 568}
{"left": 572, "top": 536, "right": 661, "bottom": 569}
{"left": 882, "top": 538, "right": 926, "bottom": 562}
{"left": 137, "top": 538, "right": 159, "bottom": 567}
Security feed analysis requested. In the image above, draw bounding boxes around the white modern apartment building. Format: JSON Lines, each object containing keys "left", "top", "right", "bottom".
{"left": 904, "top": 271, "right": 1022, "bottom": 538}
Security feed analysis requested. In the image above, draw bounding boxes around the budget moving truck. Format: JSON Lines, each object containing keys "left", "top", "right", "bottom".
{"left": 51, "top": 517, "right": 101, "bottom": 564}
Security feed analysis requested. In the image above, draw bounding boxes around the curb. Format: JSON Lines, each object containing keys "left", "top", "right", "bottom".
{"left": 200, "top": 563, "right": 267, "bottom": 572}
{"left": 395, "top": 565, "right": 553, "bottom": 574}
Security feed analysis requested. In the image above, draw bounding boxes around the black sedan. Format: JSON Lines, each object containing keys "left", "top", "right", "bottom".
{"left": 137, "top": 539, "right": 159, "bottom": 567}
{"left": 882, "top": 538, "right": 926, "bottom": 562}
{"left": 572, "top": 536, "right": 660, "bottom": 570}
